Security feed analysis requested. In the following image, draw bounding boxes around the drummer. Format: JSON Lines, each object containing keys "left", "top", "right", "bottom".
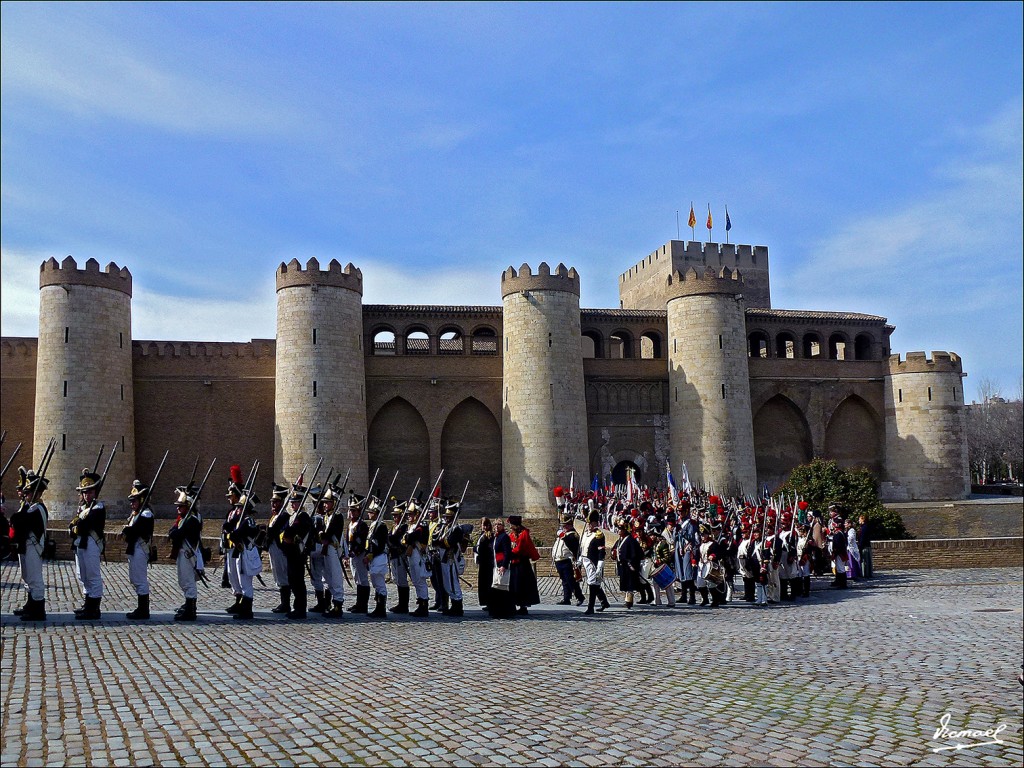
{"left": 650, "top": 527, "right": 676, "bottom": 607}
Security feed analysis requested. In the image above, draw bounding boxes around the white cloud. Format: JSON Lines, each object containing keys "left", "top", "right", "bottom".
{"left": 0, "top": 248, "right": 40, "bottom": 337}
{"left": 0, "top": 9, "right": 299, "bottom": 138}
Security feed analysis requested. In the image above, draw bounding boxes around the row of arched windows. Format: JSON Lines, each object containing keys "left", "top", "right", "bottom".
{"left": 582, "top": 329, "right": 663, "bottom": 359}
{"left": 747, "top": 330, "right": 879, "bottom": 361}
{"left": 370, "top": 326, "right": 499, "bottom": 356}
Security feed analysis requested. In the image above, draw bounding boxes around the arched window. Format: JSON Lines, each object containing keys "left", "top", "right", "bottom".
{"left": 609, "top": 331, "right": 633, "bottom": 359}
{"left": 828, "top": 333, "right": 848, "bottom": 361}
{"left": 582, "top": 330, "right": 602, "bottom": 359}
{"left": 611, "top": 460, "right": 641, "bottom": 487}
{"left": 748, "top": 331, "right": 770, "bottom": 359}
{"left": 372, "top": 329, "right": 396, "bottom": 356}
{"left": 775, "top": 332, "right": 797, "bottom": 359}
{"left": 854, "top": 334, "right": 873, "bottom": 361}
{"left": 471, "top": 326, "right": 498, "bottom": 355}
{"left": 639, "top": 331, "right": 662, "bottom": 359}
{"left": 438, "top": 327, "right": 464, "bottom": 355}
{"left": 802, "top": 332, "right": 822, "bottom": 359}
{"left": 405, "top": 328, "right": 430, "bottom": 355}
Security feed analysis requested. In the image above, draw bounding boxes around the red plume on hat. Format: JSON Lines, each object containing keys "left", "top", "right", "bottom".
{"left": 552, "top": 486, "right": 565, "bottom": 498}
{"left": 798, "top": 500, "right": 809, "bottom": 511}
{"left": 230, "top": 465, "right": 243, "bottom": 485}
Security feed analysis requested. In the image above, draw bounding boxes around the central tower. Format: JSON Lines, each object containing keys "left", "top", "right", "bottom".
{"left": 501, "top": 263, "right": 589, "bottom": 517}
{"left": 274, "top": 258, "right": 368, "bottom": 490}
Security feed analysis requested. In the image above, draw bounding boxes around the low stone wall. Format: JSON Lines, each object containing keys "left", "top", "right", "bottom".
{"left": 885, "top": 497, "right": 1022, "bottom": 539}
{"left": 47, "top": 529, "right": 226, "bottom": 567}
{"left": 873, "top": 537, "right": 1023, "bottom": 570}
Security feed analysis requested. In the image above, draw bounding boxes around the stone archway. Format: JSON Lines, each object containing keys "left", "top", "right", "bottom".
{"left": 440, "top": 397, "right": 502, "bottom": 517}
{"left": 754, "top": 394, "right": 813, "bottom": 492}
{"left": 824, "top": 395, "right": 882, "bottom": 475}
{"left": 611, "top": 460, "right": 641, "bottom": 487}
{"left": 367, "top": 397, "right": 430, "bottom": 501}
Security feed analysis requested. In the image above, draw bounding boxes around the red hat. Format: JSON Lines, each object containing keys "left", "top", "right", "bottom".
{"left": 798, "top": 500, "right": 809, "bottom": 511}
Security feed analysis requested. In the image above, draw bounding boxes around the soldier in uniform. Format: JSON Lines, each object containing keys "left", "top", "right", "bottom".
{"left": 221, "top": 468, "right": 244, "bottom": 611}
{"left": 678, "top": 507, "right": 701, "bottom": 605}
{"left": 551, "top": 514, "right": 584, "bottom": 606}
{"left": 317, "top": 482, "right": 347, "bottom": 618}
{"left": 227, "top": 492, "right": 260, "bottom": 620}
{"left": 266, "top": 483, "right": 291, "bottom": 613}
{"left": 578, "top": 510, "right": 610, "bottom": 615}
{"left": 346, "top": 495, "right": 370, "bottom": 613}
{"left": 407, "top": 522, "right": 431, "bottom": 618}
{"left": 387, "top": 500, "right": 413, "bottom": 614}
{"left": 280, "top": 483, "right": 313, "bottom": 619}
{"left": 70, "top": 468, "right": 106, "bottom": 620}
{"left": 366, "top": 498, "right": 390, "bottom": 618}
{"left": 736, "top": 523, "right": 758, "bottom": 603}
{"left": 695, "top": 523, "right": 727, "bottom": 608}
{"left": 167, "top": 485, "right": 204, "bottom": 622}
{"left": 426, "top": 502, "right": 448, "bottom": 613}
{"left": 651, "top": 526, "right": 676, "bottom": 607}
{"left": 308, "top": 489, "right": 330, "bottom": 613}
{"left": 123, "top": 480, "right": 155, "bottom": 620}
{"left": 438, "top": 501, "right": 466, "bottom": 617}
{"left": 11, "top": 468, "right": 49, "bottom": 621}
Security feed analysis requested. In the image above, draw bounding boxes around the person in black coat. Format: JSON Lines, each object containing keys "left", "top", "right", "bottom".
{"left": 474, "top": 517, "right": 495, "bottom": 609}
{"left": 616, "top": 521, "right": 643, "bottom": 608}
{"left": 830, "top": 521, "right": 848, "bottom": 589}
{"left": 488, "top": 519, "right": 515, "bottom": 619}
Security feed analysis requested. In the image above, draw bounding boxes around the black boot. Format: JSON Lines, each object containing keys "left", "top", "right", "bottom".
{"left": 13, "top": 599, "right": 29, "bottom": 617}
{"left": 226, "top": 594, "right": 242, "bottom": 614}
{"left": 639, "top": 584, "right": 653, "bottom": 605}
{"left": 221, "top": 568, "right": 230, "bottom": 589}
{"left": 584, "top": 586, "right": 597, "bottom": 615}
{"left": 446, "top": 599, "right": 463, "bottom": 617}
{"left": 412, "top": 598, "right": 429, "bottom": 618}
{"left": 20, "top": 598, "right": 46, "bottom": 622}
{"left": 74, "top": 600, "right": 89, "bottom": 617}
{"left": 126, "top": 594, "right": 150, "bottom": 620}
{"left": 311, "top": 591, "right": 328, "bottom": 613}
{"left": 368, "top": 593, "right": 387, "bottom": 619}
{"left": 174, "top": 598, "right": 197, "bottom": 622}
{"left": 803, "top": 576, "right": 811, "bottom": 597}
{"left": 686, "top": 581, "right": 696, "bottom": 605}
{"left": 325, "top": 600, "right": 344, "bottom": 618}
{"left": 391, "top": 586, "right": 410, "bottom": 614}
{"left": 272, "top": 586, "right": 291, "bottom": 613}
{"left": 350, "top": 585, "right": 370, "bottom": 614}
{"left": 233, "top": 596, "right": 254, "bottom": 620}
{"left": 77, "top": 596, "right": 102, "bottom": 621}
{"left": 598, "top": 587, "right": 610, "bottom": 611}
{"left": 699, "top": 587, "right": 709, "bottom": 607}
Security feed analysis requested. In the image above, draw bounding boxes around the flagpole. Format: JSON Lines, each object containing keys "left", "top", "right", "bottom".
{"left": 676, "top": 210, "right": 680, "bottom": 240}
{"left": 725, "top": 205, "right": 730, "bottom": 244}
{"left": 689, "top": 201, "right": 695, "bottom": 241}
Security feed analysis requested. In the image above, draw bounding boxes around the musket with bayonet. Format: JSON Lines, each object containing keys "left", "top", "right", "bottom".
{"left": 370, "top": 470, "right": 399, "bottom": 529}
{"left": 1, "top": 441, "right": 23, "bottom": 482}
{"left": 413, "top": 469, "right": 445, "bottom": 529}
{"left": 356, "top": 467, "right": 381, "bottom": 523}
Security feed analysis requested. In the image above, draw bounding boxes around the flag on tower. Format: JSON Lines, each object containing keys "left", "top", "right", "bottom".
{"left": 725, "top": 206, "right": 732, "bottom": 232}
{"left": 687, "top": 204, "right": 696, "bottom": 229}
{"left": 706, "top": 205, "right": 713, "bottom": 231}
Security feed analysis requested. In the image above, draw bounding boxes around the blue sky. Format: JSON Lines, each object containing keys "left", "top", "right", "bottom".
{"left": 2, "top": 2, "right": 1022, "bottom": 398}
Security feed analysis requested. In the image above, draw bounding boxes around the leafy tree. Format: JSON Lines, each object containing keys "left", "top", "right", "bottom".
{"left": 778, "top": 459, "right": 910, "bottom": 540}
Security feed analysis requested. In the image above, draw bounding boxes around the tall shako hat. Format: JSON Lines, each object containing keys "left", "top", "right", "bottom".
{"left": 271, "top": 483, "right": 290, "bottom": 502}
{"left": 237, "top": 492, "right": 259, "bottom": 512}
{"left": 173, "top": 485, "right": 195, "bottom": 506}
{"left": 127, "top": 479, "right": 147, "bottom": 500}
{"left": 17, "top": 466, "right": 49, "bottom": 494}
{"left": 227, "top": 465, "right": 244, "bottom": 498}
{"left": 76, "top": 468, "right": 102, "bottom": 492}
{"left": 289, "top": 484, "right": 308, "bottom": 502}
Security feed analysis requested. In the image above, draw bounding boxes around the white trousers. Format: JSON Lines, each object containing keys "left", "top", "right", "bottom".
{"left": 228, "top": 551, "right": 253, "bottom": 598}
{"left": 127, "top": 544, "right": 150, "bottom": 596}
{"left": 309, "top": 550, "right": 327, "bottom": 593}
{"left": 390, "top": 556, "right": 409, "bottom": 588}
{"left": 369, "top": 554, "right": 388, "bottom": 598}
{"left": 20, "top": 542, "right": 45, "bottom": 600}
{"left": 441, "top": 558, "right": 463, "bottom": 601}
{"left": 177, "top": 550, "right": 198, "bottom": 599}
{"left": 351, "top": 555, "right": 369, "bottom": 586}
{"left": 409, "top": 548, "right": 430, "bottom": 600}
{"left": 767, "top": 565, "right": 781, "bottom": 602}
{"left": 269, "top": 542, "right": 289, "bottom": 588}
{"left": 75, "top": 543, "right": 103, "bottom": 598}
{"left": 322, "top": 544, "right": 346, "bottom": 602}
{"left": 226, "top": 549, "right": 241, "bottom": 594}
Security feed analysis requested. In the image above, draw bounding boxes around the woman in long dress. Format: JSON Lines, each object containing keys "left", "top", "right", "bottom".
{"left": 508, "top": 515, "right": 540, "bottom": 615}
{"left": 474, "top": 517, "right": 494, "bottom": 609}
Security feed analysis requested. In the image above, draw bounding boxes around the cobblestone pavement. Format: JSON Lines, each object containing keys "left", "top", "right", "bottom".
{"left": 2, "top": 561, "right": 1022, "bottom": 767}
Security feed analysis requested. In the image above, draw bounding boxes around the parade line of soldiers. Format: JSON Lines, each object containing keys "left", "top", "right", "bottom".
{"left": 4, "top": 448, "right": 869, "bottom": 623}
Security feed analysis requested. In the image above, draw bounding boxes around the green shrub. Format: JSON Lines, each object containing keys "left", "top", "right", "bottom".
{"left": 777, "top": 459, "right": 911, "bottom": 540}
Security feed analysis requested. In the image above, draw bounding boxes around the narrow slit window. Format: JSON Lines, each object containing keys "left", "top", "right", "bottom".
{"left": 119, "top": 332, "right": 123, "bottom": 349}
{"left": 63, "top": 381, "right": 68, "bottom": 397}
{"left": 898, "top": 389, "right": 903, "bottom": 403}
{"left": 721, "top": 383, "right": 726, "bottom": 399}
{"left": 313, "top": 381, "right": 317, "bottom": 397}
{"left": 719, "top": 335, "right": 723, "bottom": 350}
{"left": 313, "top": 433, "right": 317, "bottom": 449}
{"left": 312, "top": 328, "right": 317, "bottom": 345}
{"left": 674, "top": 387, "right": 678, "bottom": 402}
{"left": 62, "top": 434, "right": 66, "bottom": 450}
{"left": 64, "top": 327, "right": 69, "bottom": 343}
{"left": 120, "top": 384, "right": 124, "bottom": 401}
{"left": 927, "top": 386, "right": 932, "bottom": 401}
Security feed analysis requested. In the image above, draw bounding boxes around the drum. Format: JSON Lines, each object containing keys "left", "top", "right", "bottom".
{"left": 640, "top": 558, "right": 655, "bottom": 580}
{"left": 706, "top": 562, "right": 725, "bottom": 585}
{"left": 652, "top": 564, "right": 675, "bottom": 590}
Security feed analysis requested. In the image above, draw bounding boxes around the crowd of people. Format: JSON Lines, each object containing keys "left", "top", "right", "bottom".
{"left": 3, "top": 458, "right": 873, "bottom": 623}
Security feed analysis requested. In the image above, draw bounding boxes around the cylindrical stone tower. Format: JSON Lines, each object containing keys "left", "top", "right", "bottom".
{"left": 501, "top": 262, "right": 589, "bottom": 518}
{"left": 34, "top": 256, "right": 136, "bottom": 518}
{"left": 883, "top": 351, "right": 970, "bottom": 500}
{"left": 666, "top": 266, "right": 756, "bottom": 497}
{"left": 275, "top": 258, "right": 368, "bottom": 491}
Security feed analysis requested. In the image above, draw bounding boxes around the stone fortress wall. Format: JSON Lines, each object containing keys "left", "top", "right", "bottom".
{"left": 0, "top": 240, "right": 971, "bottom": 518}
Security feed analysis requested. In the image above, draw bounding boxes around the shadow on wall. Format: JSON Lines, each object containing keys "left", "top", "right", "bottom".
{"left": 754, "top": 394, "right": 813, "bottom": 492}
{"left": 884, "top": 432, "right": 967, "bottom": 501}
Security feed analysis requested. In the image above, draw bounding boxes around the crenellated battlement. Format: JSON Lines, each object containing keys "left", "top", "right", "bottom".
{"left": 619, "top": 240, "right": 767, "bottom": 282}
{"left": 501, "top": 262, "right": 580, "bottom": 298}
{"left": 133, "top": 339, "right": 276, "bottom": 359}
{"left": 275, "top": 257, "right": 363, "bottom": 294}
{"left": 39, "top": 256, "right": 132, "bottom": 296}
{"left": 665, "top": 266, "right": 744, "bottom": 300}
{"left": 887, "top": 351, "right": 964, "bottom": 375}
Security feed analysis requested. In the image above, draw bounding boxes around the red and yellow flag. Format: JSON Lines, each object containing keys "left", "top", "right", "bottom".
{"left": 687, "top": 205, "right": 696, "bottom": 228}
{"left": 706, "top": 205, "right": 713, "bottom": 231}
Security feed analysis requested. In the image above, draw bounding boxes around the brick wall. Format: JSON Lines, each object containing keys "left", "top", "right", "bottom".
{"left": 873, "top": 537, "right": 1023, "bottom": 570}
